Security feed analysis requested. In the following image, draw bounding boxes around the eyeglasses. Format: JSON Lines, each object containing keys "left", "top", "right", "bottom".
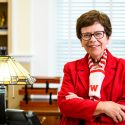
{"left": 81, "top": 31, "right": 105, "bottom": 41}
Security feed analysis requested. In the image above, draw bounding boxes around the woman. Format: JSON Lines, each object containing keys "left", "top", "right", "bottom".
{"left": 58, "top": 10, "right": 125, "bottom": 125}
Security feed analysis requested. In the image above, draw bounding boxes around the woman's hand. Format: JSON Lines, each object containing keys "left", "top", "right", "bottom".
{"left": 65, "top": 92, "right": 83, "bottom": 100}
{"left": 65, "top": 93, "right": 125, "bottom": 123}
{"left": 95, "top": 101, "right": 125, "bottom": 123}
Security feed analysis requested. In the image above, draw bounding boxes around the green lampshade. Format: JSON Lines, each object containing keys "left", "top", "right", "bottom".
{"left": 0, "top": 56, "right": 35, "bottom": 84}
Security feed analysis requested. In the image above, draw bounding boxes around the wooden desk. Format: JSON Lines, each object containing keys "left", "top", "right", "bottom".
{"left": 34, "top": 109, "right": 60, "bottom": 116}
{"left": 25, "top": 109, "right": 61, "bottom": 125}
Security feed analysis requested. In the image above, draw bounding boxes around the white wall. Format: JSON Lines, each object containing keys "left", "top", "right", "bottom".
{"left": 30, "top": 0, "right": 56, "bottom": 76}
{"left": 11, "top": 0, "right": 31, "bottom": 54}
{"left": 11, "top": 0, "right": 57, "bottom": 76}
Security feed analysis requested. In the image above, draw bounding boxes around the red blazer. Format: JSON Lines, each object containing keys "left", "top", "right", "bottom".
{"left": 58, "top": 50, "right": 125, "bottom": 125}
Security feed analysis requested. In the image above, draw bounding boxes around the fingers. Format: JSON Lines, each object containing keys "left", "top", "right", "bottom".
{"left": 120, "top": 104, "right": 125, "bottom": 111}
{"left": 116, "top": 104, "right": 125, "bottom": 122}
{"left": 68, "top": 92, "right": 77, "bottom": 95}
{"left": 113, "top": 115, "right": 119, "bottom": 123}
{"left": 65, "top": 93, "right": 76, "bottom": 100}
{"left": 112, "top": 110, "right": 125, "bottom": 123}
{"left": 119, "top": 110, "right": 125, "bottom": 121}
{"left": 65, "top": 92, "right": 83, "bottom": 100}
{"left": 101, "top": 101, "right": 125, "bottom": 123}
{"left": 115, "top": 113, "right": 123, "bottom": 123}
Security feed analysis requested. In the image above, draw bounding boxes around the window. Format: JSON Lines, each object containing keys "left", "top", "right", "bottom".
{"left": 55, "top": 0, "right": 125, "bottom": 75}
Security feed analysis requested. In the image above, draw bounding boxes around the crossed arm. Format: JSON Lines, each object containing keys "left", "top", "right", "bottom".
{"left": 66, "top": 92, "right": 125, "bottom": 123}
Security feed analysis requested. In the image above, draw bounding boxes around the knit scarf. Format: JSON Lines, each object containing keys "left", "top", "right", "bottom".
{"left": 88, "top": 50, "right": 107, "bottom": 100}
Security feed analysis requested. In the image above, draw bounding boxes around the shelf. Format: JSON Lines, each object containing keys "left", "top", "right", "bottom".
{"left": 34, "top": 76, "right": 60, "bottom": 83}
{"left": 0, "top": 0, "right": 8, "bottom": 54}
{"left": 19, "top": 88, "right": 58, "bottom": 95}
{"left": 20, "top": 100, "right": 58, "bottom": 110}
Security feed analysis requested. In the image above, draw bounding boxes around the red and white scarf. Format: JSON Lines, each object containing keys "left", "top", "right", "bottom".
{"left": 88, "top": 50, "right": 107, "bottom": 100}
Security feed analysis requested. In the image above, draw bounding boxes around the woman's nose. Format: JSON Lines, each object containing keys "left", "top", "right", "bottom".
{"left": 89, "top": 35, "right": 97, "bottom": 42}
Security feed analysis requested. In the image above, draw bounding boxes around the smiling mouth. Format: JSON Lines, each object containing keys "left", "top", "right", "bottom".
{"left": 89, "top": 45, "right": 100, "bottom": 48}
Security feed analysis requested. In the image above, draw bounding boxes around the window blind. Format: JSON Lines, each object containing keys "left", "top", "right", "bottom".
{"left": 55, "top": 0, "right": 125, "bottom": 75}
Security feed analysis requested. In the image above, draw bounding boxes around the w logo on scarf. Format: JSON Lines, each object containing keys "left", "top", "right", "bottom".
{"left": 88, "top": 50, "right": 107, "bottom": 100}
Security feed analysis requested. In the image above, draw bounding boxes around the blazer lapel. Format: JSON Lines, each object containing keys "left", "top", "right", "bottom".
{"left": 102, "top": 50, "right": 117, "bottom": 89}
{"left": 77, "top": 54, "right": 90, "bottom": 91}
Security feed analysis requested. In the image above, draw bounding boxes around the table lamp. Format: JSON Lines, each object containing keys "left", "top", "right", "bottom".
{"left": 0, "top": 55, "right": 35, "bottom": 124}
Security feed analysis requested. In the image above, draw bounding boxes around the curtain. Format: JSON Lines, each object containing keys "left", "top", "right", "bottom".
{"left": 55, "top": 0, "right": 125, "bottom": 75}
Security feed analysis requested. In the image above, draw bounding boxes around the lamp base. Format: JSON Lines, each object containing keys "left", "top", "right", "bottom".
{"left": 0, "top": 86, "right": 6, "bottom": 124}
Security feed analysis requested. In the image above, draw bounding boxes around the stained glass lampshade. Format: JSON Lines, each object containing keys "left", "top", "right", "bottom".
{"left": 0, "top": 55, "right": 35, "bottom": 124}
{"left": 0, "top": 56, "right": 35, "bottom": 84}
